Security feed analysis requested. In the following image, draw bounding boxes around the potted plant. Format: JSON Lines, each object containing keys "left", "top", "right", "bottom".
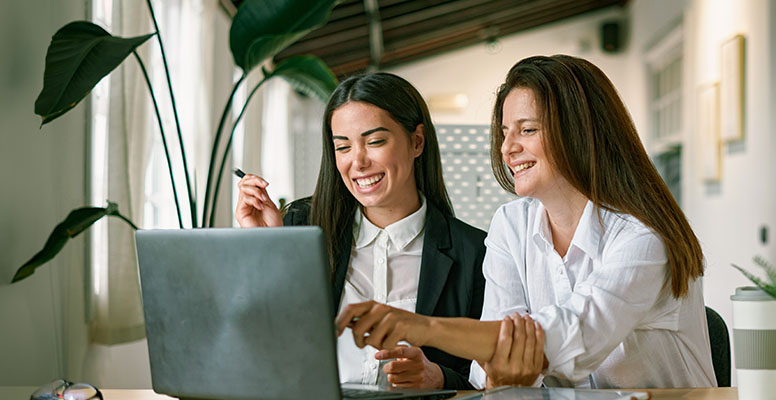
{"left": 730, "top": 257, "right": 776, "bottom": 398}
{"left": 11, "top": 0, "right": 339, "bottom": 283}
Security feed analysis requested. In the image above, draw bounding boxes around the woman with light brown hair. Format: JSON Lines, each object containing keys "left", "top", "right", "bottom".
{"left": 335, "top": 55, "right": 716, "bottom": 389}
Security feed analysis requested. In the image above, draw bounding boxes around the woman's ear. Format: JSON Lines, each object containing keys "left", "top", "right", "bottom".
{"left": 412, "top": 124, "right": 425, "bottom": 158}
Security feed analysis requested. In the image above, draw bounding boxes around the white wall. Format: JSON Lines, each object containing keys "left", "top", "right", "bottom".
{"left": 0, "top": 0, "right": 89, "bottom": 386}
{"left": 679, "top": 0, "right": 775, "bottom": 380}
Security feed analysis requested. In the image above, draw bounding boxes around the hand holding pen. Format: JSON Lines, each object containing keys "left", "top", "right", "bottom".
{"left": 234, "top": 169, "right": 283, "bottom": 228}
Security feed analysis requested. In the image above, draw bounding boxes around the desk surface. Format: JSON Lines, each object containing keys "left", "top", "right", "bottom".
{"left": 1, "top": 386, "right": 737, "bottom": 399}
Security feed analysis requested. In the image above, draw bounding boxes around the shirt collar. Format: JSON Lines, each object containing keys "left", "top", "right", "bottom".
{"left": 353, "top": 194, "right": 427, "bottom": 251}
{"left": 531, "top": 200, "right": 601, "bottom": 257}
{"left": 570, "top": 200, "right": 602, "bottom": 257}
{"left": 532, "top": 201, "right": 554, "bottom": 252}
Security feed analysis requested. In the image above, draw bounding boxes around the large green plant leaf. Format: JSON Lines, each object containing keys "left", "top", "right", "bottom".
{"left": 11, "top": 201, "right": 137, "bottom": 283}
{"left": 229, "top": 0, "right": 337, "bottom": 73}
{"left": 264, "top": 55, "right": 338, "bottom": 102}
{"left": 35, "top": 21, "right": 154, "bottom": 125}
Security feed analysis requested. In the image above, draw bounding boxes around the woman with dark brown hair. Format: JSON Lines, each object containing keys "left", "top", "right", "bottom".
{"left": 335, "top": 55, "right": 716, "bottom": 389}
{"left": 235, "top": 72, "right": 487, "bottom": 390}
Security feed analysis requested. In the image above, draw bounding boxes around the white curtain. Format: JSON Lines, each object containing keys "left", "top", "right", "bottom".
{"left": 84, "top": 0, "right": 225, "bottom": 387}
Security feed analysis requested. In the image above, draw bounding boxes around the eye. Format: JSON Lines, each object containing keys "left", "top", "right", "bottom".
{"left": 521, "top": 128, "right": 537, "bottom": 136}
{"left": 334, "top": 145, "right": 350, "bottom": 152}
{"left": 367, "top": 139, "right": 385, "bottom": 146}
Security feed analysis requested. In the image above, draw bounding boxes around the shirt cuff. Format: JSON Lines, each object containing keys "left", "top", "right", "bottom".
{"left": 468, "top": 360, "right": 486, "bottom": 389}
{"left": 531, "top": 304, "right": 586, "bottom": 381}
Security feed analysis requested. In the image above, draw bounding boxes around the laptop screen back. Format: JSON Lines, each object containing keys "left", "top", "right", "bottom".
{"left": 136, "top": 227, "right": 340, "bottom": 400}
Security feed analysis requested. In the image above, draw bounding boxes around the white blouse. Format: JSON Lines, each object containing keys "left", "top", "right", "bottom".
{"left": 470, "top": 198, "right": 716, "bottom": 389}
{"left": 336, "top": 197, "right": 426, "bottom": 385}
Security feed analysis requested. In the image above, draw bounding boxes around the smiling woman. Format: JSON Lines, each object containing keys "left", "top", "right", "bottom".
{"left": 234, "top": 72, "right": 487, "bottom": 390}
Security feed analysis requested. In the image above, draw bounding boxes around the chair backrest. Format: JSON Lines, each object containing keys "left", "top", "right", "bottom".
{"left": 705, "top": 306, "right": 731, "bottom": 387}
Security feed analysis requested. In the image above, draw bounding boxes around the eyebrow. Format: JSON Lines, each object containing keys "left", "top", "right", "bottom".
{"left": 501, "top": 118, "right": 539, "bottom": 128}
{"left": 332, "top": 127, "right": 389, "bottom": 140}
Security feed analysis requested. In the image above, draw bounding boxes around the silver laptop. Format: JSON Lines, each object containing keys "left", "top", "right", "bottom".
{"left": 136, "top": 227, "right": 456, "bottom": 400}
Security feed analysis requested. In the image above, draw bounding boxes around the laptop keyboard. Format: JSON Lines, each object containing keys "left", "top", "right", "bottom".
{"left": 341, "top": 387, "right": 402, "bottom": 399}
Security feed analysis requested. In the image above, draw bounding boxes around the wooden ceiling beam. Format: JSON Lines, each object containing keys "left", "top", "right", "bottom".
{"left": 381, "top": 0, "right": 622, "bottom": 66}
{"left": 276, "top": 0, "right": 627, "bottom": 77}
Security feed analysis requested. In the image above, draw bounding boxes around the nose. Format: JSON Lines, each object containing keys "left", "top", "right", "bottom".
{"left": 501, "top": 131, "right": 523, "bottom": 160}
{"left": 353, "top": 145, "right": 370, "bottom": 170}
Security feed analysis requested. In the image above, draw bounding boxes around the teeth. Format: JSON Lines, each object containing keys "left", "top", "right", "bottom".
{"left": 356, "top": 174, "right": 384, "bottom": 188}
{"left": 513, "top": 162, "right": 535, "bottom": 173}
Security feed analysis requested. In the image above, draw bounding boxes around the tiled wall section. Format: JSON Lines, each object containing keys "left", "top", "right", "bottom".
{"left": 437, "top": 125, "right": 516, "bottom": 231}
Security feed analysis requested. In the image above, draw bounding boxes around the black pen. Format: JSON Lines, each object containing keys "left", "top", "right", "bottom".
{"left": 233, "top": 168, "right": 246, "bottom": 178}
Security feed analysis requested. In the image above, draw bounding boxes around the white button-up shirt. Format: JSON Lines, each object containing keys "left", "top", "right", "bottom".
{"left": 337, "top": 197, "right": 426, "bottom": 385}
{"left": 470, "top": 198, "right": 716, "bottom": 389}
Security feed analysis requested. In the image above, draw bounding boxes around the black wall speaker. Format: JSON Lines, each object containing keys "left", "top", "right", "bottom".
{"left": 601, "top": 20, "right": 622, "bottom": 53}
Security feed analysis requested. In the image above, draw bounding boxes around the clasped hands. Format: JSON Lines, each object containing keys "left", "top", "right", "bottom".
{"left": 336, "top": 301, "right": 545, "bottom": 389}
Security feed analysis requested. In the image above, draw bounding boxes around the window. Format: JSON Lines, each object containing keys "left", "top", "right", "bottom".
{"left": 645, "top": 23, "right": 683, "bottom": 205}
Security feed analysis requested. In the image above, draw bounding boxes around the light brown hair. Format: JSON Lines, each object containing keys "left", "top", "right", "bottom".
{"left": 490, "top": 55, "right": 703, "bottom": 298}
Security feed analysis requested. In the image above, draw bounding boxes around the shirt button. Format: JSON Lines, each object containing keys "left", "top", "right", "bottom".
{"left": 372, "top": 363, "right": 378, "bottom": 370}
{"left": 378, "top": 258, "right": 385, "bottom": 265}
{"left": 558, "top": 267, "right": 564, "bottom": 275}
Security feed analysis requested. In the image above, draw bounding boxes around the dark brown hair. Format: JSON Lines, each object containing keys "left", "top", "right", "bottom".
{"left": 490, "top": 55, "right": 703, "bottom": 298}
{"left": 310, "top": 72, "right": 453, "bottom": 275}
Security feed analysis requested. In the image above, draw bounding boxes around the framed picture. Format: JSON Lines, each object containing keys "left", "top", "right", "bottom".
{"left": 720, "top": 35, "right": 745, "bottom": 141}
{"left": 698, "top": 83, "right": 720, "bottom": 182}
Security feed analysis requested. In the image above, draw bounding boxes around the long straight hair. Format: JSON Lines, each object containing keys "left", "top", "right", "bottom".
{"left": 490, "top": 55, "right": 703, "bottom": 298}
{"left": 310, "top": 72, "right": 453, "bottom": 276}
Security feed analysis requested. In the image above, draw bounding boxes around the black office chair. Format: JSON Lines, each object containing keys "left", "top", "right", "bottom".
{"left": 705, "top": 306, "right": 731, "bottom": 387}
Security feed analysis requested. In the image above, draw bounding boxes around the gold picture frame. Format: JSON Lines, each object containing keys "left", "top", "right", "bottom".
{"left": 698, "top": 83, "right": 721, "bottom": 182}
{"left": 720, "top": 34, "right": 745, "bottom": 142}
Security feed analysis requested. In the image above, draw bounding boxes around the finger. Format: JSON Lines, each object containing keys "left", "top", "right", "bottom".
{"left": 355, "top": 304, "right": 393, "bottom": 349}
{"left": 533, "top": 320, "right": 545, "bottom": 369}
{"left": 387, "top": 371, "right": 423, "bottom": 385}
{"left": 238, "top": 174, "right": 269, "bottom": 188}
{"left": 491, "top": 316, "right": 514, "bottom": 365}
{"left": 241, "top": 195, "right": 264, "bottom": 211}
{"left": 238, "top": 185, "right": 269, "bottom": 203}
{"left": 383, "top": 358, "right": 424, "bottom": 375}
{"left": 510, "top": 314, "right": 526, "bottom": 363}
{"left": 335, "top": 301, "right": 375, "bottom": 336}
{"left": 522, "top": 315, "right": 536, "bottom": 367}
{"left": 380, "top": 320, "right": 411, "bottom": 350}
{"left": 375, "top": 345, "right": 413, "bottom": 360}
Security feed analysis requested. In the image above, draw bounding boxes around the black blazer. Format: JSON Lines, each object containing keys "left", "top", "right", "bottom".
{"left": 283, "top": 198, "right": 486, "bottom": 390}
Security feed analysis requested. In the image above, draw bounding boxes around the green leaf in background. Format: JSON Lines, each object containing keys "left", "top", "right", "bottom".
{"left": 264, "top": 55, "right": 338, "bottom": 102}
{"left": 731, "top": 263, "right": 776, "bottom": 299}
{"left": 34, "top": 21, "right": 154, "bottom": 125}
{"left": 753, "top": 255, "right": 776, "bottom": 285}
{"left": 11, "top": 201, "right": 137, "bottom": 283}
{"left": 229, "top": 0, "right": 337, "bottom": 73}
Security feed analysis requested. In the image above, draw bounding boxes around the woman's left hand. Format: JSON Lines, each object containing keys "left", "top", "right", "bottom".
{"left": 376, "top": 346, "right": 444, "bottom": 389}
{"left": 480, "top": 313, "right": 546, "bottom": 389}
{"left": 335, "top": 300, "right": 431, "bottom": 350}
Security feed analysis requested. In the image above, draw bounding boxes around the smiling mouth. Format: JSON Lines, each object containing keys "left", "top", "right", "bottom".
{"left": 355, "top": 173, "right": 385, "bottom": 188}
{"left": 512, "top": 162, "right": 536, "bottom": 174}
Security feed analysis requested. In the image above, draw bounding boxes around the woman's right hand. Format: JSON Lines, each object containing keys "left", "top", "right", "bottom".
{"left": 480, "top": 313, "right": 546, "bottom": 389}
{"left": 235, "top": 174, "right": 283, "bottom": 228}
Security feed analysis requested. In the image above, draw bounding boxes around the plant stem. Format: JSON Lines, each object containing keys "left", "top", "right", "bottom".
{"left": 209, "top": 77, "right": 267, "bottom": 227}
{"left": 133, "top": 51, "right": 184, "bottom": 229}
{"left": 116, "top": 212, "right": 140, "bottom": 231}
{"left": 145, "top": 0, "right": 197, "bottom": 227}
{"left": 202, "top": 73, "right": 246, "bottom": 226}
